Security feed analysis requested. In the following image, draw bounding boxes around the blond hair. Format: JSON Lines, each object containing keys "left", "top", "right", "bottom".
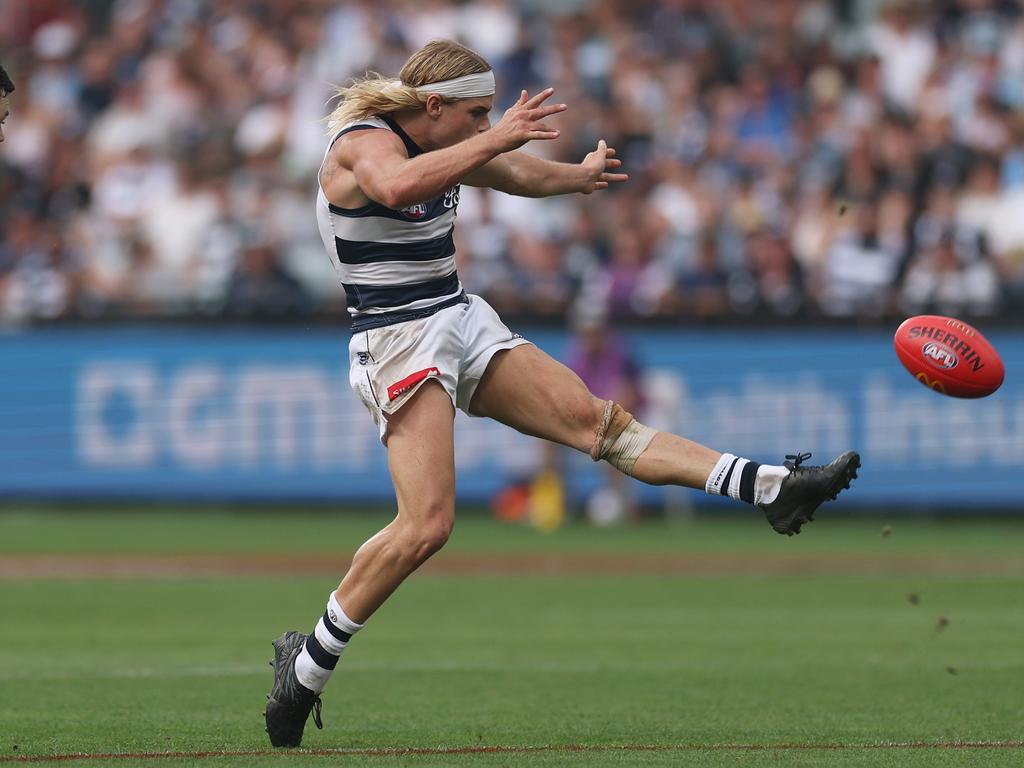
{"left": 326, "top": 40, "right": 491, "bottom": 133}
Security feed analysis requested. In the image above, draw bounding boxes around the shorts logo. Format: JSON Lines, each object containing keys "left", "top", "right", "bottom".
{"left": 357, "top": 352, "right": 369, "bottom": 365}
{"left": 387, "top": 367, "right": 440, "bottom": 402}
{"left": 922, "top": 341, "right": 958, "bottom": 370}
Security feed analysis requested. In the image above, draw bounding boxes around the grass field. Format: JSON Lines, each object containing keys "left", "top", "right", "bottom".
{"left": 1, "top": 507, "right": 1022, "bottom": 767}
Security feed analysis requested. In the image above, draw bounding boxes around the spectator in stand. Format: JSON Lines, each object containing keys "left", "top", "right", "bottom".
{"left": 0, "top": 64, "right": 14, "bottom": 145}
{"left": 869, "top": 0, "right": 936, "bottom": 116}
{"left": 820, "top": 197, "right": 903, "bottom": 318}
{"left": 678, "top": 233, "right": 730, "bottom": 319}
{"left": 746, "top": 227, "right": 806, "bottom": 318}
{"left": 224, "top": 231, "right": 313, "bottom": 318}
{"left": 900, "top": 229, "right": 1001, "bottom": 317}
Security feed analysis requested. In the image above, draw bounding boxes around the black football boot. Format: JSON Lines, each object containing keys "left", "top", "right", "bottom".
{"left": 264, "top": 631, "right": 323, "bottom": 747}
{"left": 758, "top": 451, "right": 860, "bottom": 535}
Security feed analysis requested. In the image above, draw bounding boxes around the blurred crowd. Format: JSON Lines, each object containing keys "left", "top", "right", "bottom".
{"left": 2, "top": 0, "right": 1024, "bottom": 324}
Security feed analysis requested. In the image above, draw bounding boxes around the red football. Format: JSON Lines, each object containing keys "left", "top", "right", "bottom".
{"left": 894, "top": 315, "right": 1005, "bottom": 398}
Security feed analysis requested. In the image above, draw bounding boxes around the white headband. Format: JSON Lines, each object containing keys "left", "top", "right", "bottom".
{"left": 393, "top": 71, "right": 495, "bottom": 99}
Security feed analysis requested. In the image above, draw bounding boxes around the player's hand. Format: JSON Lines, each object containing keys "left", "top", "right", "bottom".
{"left": 580, "top": 139, "right": 628, "bottom": 194}
{"left": 488, "top": 88, "right": 566, "bottom": 152}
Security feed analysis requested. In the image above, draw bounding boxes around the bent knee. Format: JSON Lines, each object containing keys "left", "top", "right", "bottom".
{"left": 395, "top": 510, "right": 453, "bottom": 564}
{"left": 419, "top": 515, "right": 453, "bottom": 555}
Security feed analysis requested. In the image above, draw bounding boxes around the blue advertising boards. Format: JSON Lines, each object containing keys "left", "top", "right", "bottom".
{"left": 1, "top": 325, "right": 1020, "bottom": 508}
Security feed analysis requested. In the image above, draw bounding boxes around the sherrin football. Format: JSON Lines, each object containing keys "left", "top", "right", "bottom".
{"left": 894, "top": 315, "right": 1005, "bottom": 398}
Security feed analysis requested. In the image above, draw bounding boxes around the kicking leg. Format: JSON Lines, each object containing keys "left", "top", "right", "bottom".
{"left": 468, "top": 344, "right": 719, "bottom": 488}
{"left": 470, "top": 345, "right": 858, "bottom": 533}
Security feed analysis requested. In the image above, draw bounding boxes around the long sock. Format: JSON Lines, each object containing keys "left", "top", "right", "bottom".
{"left": 293, "top": 592, "right": 364, "bottom": 693}
{"left": 705, "top": 453, "right": 762, "bottom": 503}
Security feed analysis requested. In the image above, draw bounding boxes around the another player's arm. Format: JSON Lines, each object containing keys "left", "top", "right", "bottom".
{"left": 344, "top": 89, "right": 565, "bottom": 210}
{"left": 464, "top": 139, "right": 628, "bottom": 197}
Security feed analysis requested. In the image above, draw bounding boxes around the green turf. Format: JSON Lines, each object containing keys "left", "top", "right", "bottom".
{"left": 1, "top": 510, "right": 1022, "bottom": 767}
{"left": 3, "top": 505, "right": 1024, "bottom": 556}
{"left": 6, "top": 752, "right": 1024, "bottom": 768}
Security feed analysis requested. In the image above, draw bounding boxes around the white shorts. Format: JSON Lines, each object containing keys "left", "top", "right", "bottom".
{"left": 348, "top": 294, "right": 531, "bottom": 442}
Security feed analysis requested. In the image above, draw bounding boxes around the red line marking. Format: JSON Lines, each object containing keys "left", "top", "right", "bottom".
{"left": 3, "top": 741, "right": 1022, "bottom": 763}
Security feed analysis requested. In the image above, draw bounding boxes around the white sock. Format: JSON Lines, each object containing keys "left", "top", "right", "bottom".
{"left": 293, "top": 592, "right": 364, "bottom": 693}
{"left": 705, "top": 453, "right": 759, "bottom": 503}
{"left": 754, "top": 464, "right": 790, "bottom": 506}
{"left": 706, "top": 453, "right": 737, "bottom": 496}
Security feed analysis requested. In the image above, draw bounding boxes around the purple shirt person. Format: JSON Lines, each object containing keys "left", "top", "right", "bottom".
{"left": 563, "top": 308, "right": 645, "bottom": 525}
{"left": 566, "top": 312, "right": 643, "bottom": 413}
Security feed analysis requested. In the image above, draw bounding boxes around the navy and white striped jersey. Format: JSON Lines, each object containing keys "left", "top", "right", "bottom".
{"left": 316, "top": 115, "right": 466, "bottom": 332}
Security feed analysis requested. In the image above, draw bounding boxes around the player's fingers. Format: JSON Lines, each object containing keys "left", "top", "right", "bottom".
{"left": 527, "top": 129, "right": 560, "bottom": 141}
{"left": 605, "top": 147, "right": 617, "bottom": 157}
{"left": 606, "top": 158, "right": 622, "bottom": 168}
{"left": 597, "top": 138, "right": 608, "bottom": 154}
{"left": 523, "top": 87, "right": 555, "bottom": 108}
{"left": 530, "top": 103, "right": 567, "bottom": 119}
{"left": 594, "top": 181, "right": 609, "bottom": 190}
{"left": 601, "top": 173, "right": 629, "bottom": 182}
{"left": 529, "top": 121, "right": 560, "bottom": 134}
{"left": 517, "top": 89, "right": 528, "bottom": 106}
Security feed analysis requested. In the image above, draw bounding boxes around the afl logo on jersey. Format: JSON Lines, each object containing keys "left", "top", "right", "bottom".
{"left": 400, "top": 203, "right": 427, "bottom": 219}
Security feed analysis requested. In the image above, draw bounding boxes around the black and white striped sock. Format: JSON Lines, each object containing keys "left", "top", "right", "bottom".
{"left": 293, "top": 592, "right": 364, "bottom": 693}
{"left": 705, "top": 452, "right": 762, "bottom": 504}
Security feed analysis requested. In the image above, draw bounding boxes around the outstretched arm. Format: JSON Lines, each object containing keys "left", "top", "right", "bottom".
{"left": 464, "top": 138, "right": 628, "bottom": 197}
{"left": 342, "top": 89, "right": 566, "bottom": 211}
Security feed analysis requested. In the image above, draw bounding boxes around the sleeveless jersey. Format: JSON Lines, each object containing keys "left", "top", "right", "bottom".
{"left": 315, "top": 115, "right": 466, "bottom": 332}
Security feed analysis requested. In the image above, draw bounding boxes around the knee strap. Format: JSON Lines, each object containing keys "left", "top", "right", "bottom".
{"left": 590, "top": 401, "right": 630, "bottom": 461}
{"left": 590, "top": 400, "right": 658, "bottom": 476}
